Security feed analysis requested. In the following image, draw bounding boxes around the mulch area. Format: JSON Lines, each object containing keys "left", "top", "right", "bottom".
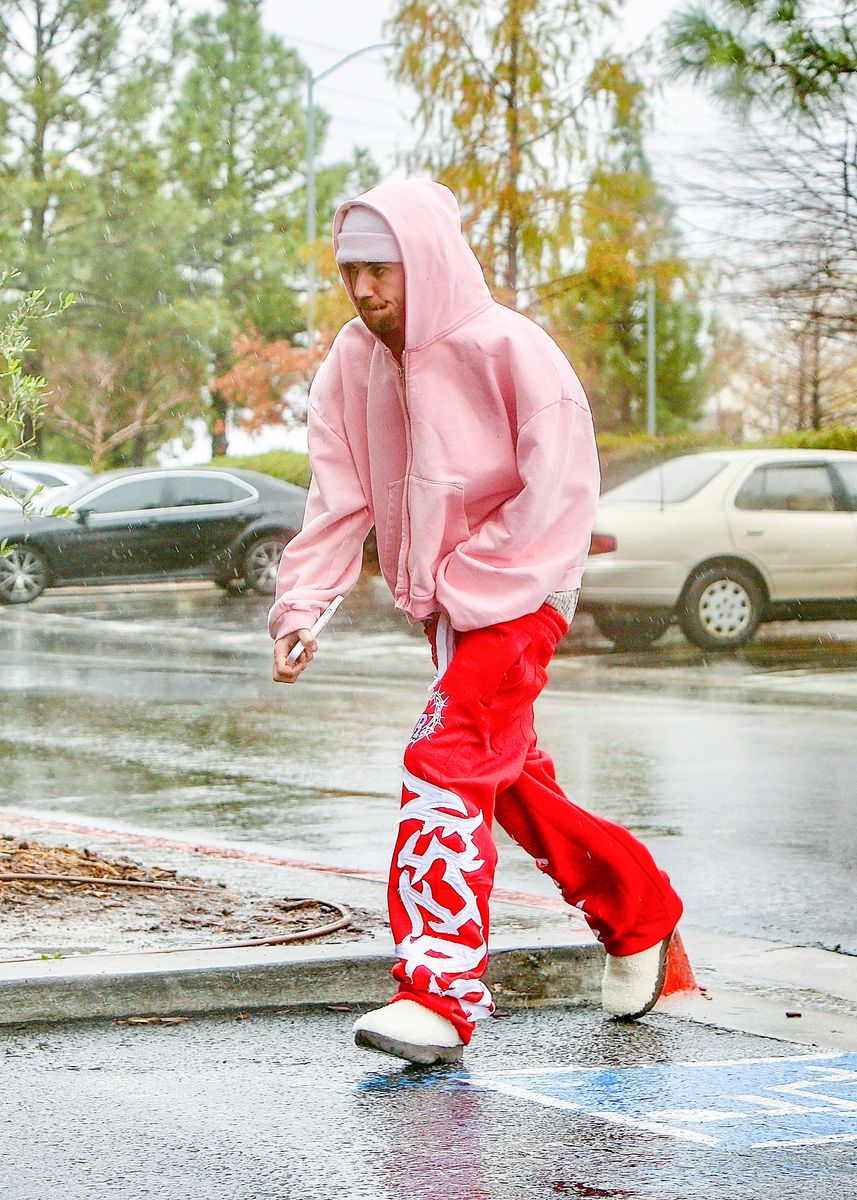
{"left": 0, "top": 835, "right": 376, "bottom": 959}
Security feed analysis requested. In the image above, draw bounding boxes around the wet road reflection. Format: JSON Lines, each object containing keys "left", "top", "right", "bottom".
{"left": 1, "top": 581, "right": 856, "bottom": 953}
{"left": 2, "top": 1005, "right": 853, "bottom": 1198}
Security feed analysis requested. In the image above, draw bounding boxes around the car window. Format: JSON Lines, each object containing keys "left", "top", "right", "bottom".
{"left": 165, "top": 474, "right": 251, "bottom": 506}
{"left": 86, "top": 477, "right": 167, "bottom": 514}
{"left": 832, "top": 462, "right": 857, "bottom": 511}
{"left": 735, "top": 464, "right": 838, "bottom": 512}
{"left": 602, "top": 457, "right": 727, "bottom": 504}
{"left": 10, "top": 466, "right": 63, "bottom": 487}
{"left": 0, "top": 469, "right": 37, "bottom": 498}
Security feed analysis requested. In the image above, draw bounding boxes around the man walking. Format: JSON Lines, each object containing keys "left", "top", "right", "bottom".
{"left": 270, "top": 179, "right": 682, "bottom": 1066}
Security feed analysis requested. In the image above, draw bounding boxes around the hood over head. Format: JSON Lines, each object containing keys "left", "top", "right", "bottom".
{"left": 333, "top": 178, "right": 492, "bottom": 352}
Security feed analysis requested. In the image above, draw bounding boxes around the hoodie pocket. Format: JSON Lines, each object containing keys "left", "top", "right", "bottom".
{"left": 407, "top": 476, "right": 470, "bottom": 599}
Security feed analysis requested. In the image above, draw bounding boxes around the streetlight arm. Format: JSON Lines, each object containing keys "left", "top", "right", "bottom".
{"left": 312, "top": 42, "right": 393, "bottom": 86}
{"left": 305, "top": 41, "right": 395, "bottom": 344}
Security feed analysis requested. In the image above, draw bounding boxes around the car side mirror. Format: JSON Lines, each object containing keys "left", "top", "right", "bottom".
{"left": 75, "top": 506, "right": 91, "bottom": 525}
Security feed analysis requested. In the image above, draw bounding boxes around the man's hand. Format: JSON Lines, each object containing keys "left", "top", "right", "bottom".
{"left": 273, "top": 629, "right": 318, "bottom": 684}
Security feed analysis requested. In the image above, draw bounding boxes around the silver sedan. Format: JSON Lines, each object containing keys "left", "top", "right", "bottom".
{"left": 581, "top": 449, "right": 857, "bottom": 650}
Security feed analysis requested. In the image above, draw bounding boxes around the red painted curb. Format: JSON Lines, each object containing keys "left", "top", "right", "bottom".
{"left": 0, "top": 810, "right": 593, "bottom": 931}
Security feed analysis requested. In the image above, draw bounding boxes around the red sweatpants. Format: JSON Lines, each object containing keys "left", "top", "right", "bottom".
{"left": 388, "top": 604, "right": 683, "bottom": 1043}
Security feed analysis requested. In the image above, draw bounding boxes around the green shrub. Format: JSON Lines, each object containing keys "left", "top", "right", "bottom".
{"left": 763, "top": 426, "right": 857, "bottom": 452}
{"left": 597, "top": 427, "right": 857, "bottom": 489}
{"left": 210, "top": 449, "right": 312, "bottom": 489}
{"left": 209, "top": 427, "right": 857, "bottom": 502}
{"left": 597, "top": 430, "right": 732, "bottom": 489}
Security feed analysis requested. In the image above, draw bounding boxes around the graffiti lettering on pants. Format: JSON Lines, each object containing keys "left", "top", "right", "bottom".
{"left": 395, "top": 767, "right": 494, "bottom": 1022}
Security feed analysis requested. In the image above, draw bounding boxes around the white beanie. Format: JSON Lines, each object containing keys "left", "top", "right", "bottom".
{"left": 335, "top": 205, "right": 401, "bottom": 264}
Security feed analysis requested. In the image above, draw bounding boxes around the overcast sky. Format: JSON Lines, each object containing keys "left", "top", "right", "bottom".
{"left": 254, "top": 0, "right": 735, "bottom": 253}
{"left": 177, "top": 1, "right": 736, "bottom": 253}
{"left": 170, "top": 2, "right": 739, "bottom": 459}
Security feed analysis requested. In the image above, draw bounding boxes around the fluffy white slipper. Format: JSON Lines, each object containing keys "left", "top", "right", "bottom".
{"left": 353, "top": 999, "right": 464, "bottom": 1065}
{"left": 602, "top": 935, "right": 672, "bottom": 1020}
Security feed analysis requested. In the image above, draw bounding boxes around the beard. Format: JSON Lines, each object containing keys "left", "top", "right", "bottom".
{"left": 359, "top": 302, "right": 400, "bottom": 337}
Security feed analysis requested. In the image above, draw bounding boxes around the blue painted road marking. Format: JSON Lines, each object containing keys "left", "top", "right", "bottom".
{"left": 470, "top": 1052, "right": 857, "bottom": 1148}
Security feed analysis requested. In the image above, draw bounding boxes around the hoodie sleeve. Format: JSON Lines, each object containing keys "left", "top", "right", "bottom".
{"left": 267, "top": 366, "right": 372, "bottom": 642}
{"left": 433, "top": 395, "right": 600, "bottom": 632}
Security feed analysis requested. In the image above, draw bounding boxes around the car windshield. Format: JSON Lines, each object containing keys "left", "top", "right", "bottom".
{"left": 601, "top": 457, "right": 727, "bottom": 504}
{"left": 31, "top": 479, "right": 89, "bottom": 511}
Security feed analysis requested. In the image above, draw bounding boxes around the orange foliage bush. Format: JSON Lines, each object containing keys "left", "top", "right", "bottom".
{"left": 212, "top": 329, "right": 334, "bottom": 433}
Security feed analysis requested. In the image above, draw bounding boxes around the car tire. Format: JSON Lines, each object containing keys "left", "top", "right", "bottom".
{"left": 0, "top": 542, "right": 50, "bottom": 604}
{"left": 592, "top": 610, "right": 671, "bottom": 651}
{"left": 678, "top": 562, "right": 763, "bottom": 651}
{"left": 242, "top": 534, "right": 289, "bottom": 595}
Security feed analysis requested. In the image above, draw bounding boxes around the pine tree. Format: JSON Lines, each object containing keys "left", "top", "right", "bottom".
{"left": 165, "top": 0, "right": 375, "bottom": 455}
{"left": 666, "top": 0, "right": 857, "bottom": 118}
{"left": 0, "top": 0, "right": 163, "bottom": 453}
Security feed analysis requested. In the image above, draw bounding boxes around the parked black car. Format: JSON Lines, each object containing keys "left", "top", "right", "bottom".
{"left": 0, "top": 466, "right": 307, "bottom": 604}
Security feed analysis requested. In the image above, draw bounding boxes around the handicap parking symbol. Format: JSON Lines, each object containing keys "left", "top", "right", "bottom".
{"left": 470, "top": 1052, "right": 857, "bottom": 1149}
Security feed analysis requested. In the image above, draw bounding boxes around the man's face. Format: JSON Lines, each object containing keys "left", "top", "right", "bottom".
{"left": 345, "top": 262, "right": 406, "bottom": 343}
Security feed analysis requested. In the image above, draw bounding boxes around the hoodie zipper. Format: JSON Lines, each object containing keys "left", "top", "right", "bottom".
{"left": 394, "top": 352, "right": 413, "bottom": 598}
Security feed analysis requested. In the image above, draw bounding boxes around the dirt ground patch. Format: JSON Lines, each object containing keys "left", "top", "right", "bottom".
{"left": 0, "top": 835, "right": 376, "bottom": 959}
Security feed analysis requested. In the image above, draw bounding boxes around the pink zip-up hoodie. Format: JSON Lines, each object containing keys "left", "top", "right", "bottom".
{"left": 267, "top": 178, "right": 600, "bottom": 641}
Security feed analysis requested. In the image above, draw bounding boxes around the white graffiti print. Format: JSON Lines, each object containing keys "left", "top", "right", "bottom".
{"left": 408, "top": 687, "right": 448, "bottom": 746}
{"left": 394, "top": 766, "right": 495, "bottom": 1022}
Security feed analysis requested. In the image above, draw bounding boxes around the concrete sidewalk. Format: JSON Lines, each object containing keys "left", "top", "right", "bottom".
{"left": 0, "top": 807, "right": 602, "bottom": 1026}
{"left": 0, "top": 932, "right": 602, "bottom": 1026}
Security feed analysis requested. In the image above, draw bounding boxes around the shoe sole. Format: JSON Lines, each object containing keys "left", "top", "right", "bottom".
{"left": 611, "top": 934, "right": 672, "bottom": 1022}
{"left": 354, "top": 1028, "right": 464, "bottom": 1066}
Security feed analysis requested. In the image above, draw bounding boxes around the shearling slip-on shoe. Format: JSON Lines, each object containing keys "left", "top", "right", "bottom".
{"left": 353, "top": 999, "right": 465, "bottom": 1065}
{"left": 601, "top": 935, "right": 672, "bottom": 1020}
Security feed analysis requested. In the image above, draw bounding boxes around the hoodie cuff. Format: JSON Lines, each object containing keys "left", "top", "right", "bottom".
{"left": 268, "top": 606, "right": 320, "bottom": 643}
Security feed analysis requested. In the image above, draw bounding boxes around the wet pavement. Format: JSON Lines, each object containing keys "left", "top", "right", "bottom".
{"left": 4, "top": 1005, "right": 857, "bottom": 1198}
{"left": 3, "top": 582, "right": 857, "bottom": 1196}
{"left": 1, "top": 580, "right": 856, "bottom": 955}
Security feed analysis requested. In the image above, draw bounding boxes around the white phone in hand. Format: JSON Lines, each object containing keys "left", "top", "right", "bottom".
{"left": 286, "top": 594, "right": 345, "bottom": 663}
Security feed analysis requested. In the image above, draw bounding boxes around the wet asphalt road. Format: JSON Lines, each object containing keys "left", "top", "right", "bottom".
{"left": 3, "top": 582, "right": 857, "bottom": 1198}
{"left": 1, "top": 580, "right": 857, "bottom": 953}
{"left": 4, "top": 1005, "right": 857, "bottom": 1199}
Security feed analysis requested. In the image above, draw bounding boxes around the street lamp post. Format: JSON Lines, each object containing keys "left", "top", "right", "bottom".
{"left": 305, "top": 42, "right": 393, "bottom": 344}
{"left": 646, "top": 274, "right": 657, "bottom": 437}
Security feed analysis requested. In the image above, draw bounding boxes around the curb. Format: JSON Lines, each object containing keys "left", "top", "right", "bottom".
{"left": 0, "top": 936, "right": 603, "bottom": 1027}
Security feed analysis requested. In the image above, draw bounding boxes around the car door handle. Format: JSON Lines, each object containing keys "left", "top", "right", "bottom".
{"left": 744, "top": 530, "right": 764, "bottom": 536}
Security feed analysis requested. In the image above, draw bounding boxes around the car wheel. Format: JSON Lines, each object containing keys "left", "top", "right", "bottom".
{"left": 678, "top": 563, "right": 762, "bottom": 651}
{"left": 242, "top": 534, "right": 288, "bottom": 595}
{"left": 592, "top": 610, "right": 671, "bottom": 651}
{"left": 0, "top": 542, "right": 50, "bottom": 604}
